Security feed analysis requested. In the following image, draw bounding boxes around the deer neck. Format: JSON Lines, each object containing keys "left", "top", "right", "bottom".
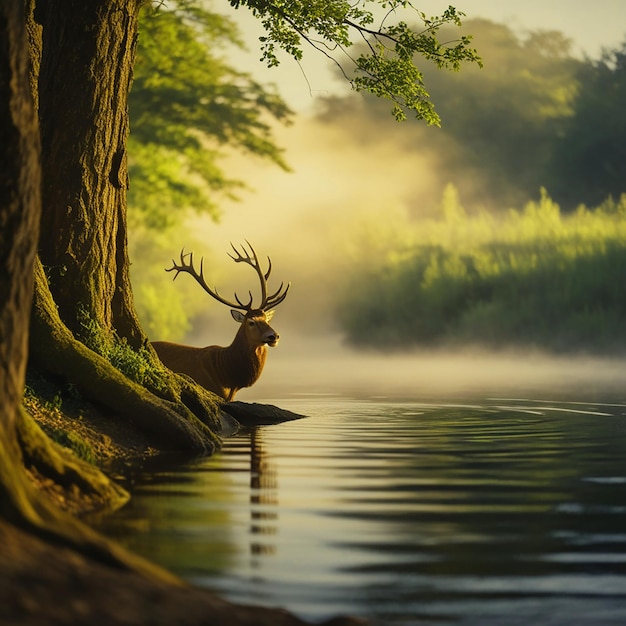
{"left": 223, "top": 327, "right": 267, "bottom": 388}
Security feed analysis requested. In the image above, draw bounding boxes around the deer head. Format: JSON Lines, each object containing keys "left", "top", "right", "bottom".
{"left": 166, "top": 241, "right": 290, "bottom": 348}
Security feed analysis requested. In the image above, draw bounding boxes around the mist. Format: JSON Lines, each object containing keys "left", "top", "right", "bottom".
{"left": 183, "top": 114, "right": 443, "bottom": 335}
{"left": 143, "top": 114, "right": 623, "bottom": 405}
{"left": 221, "top": 330, "right": 625, "bottom": 402}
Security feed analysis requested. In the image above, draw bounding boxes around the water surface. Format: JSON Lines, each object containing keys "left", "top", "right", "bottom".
{"left": 100, "top": 393, "right": 626, "bottom": 625}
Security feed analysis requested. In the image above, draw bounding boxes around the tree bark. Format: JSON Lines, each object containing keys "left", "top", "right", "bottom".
{"left": 0, "top": 0, "right": 110, "bottom": 530}
{"left": 0, "top": 0, "right": 186, "bottom": 582}
{"left": 35, "top": 0, "right": 144, "bottom": 346}
{"left": 0, "top": 0, "right": 42, "bottom": 523}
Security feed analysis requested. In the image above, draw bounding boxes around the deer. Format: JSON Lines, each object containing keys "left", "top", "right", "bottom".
{"left": 151, "top": 242, "right": 290, "bottom": 402}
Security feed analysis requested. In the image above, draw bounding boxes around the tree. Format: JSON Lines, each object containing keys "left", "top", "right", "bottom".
{"left": 1, "top": 0, "right": 43, "bottom": 525}
{"left": 316, "top": 19, "right": 583, "bottom": 212}
{"left": 128, "top": 3, "right": 292, "bottom": 230}
{"left": 550, "top": 41, "right": 626, "bottom": 208}
{"left": 36, "top": 1, "right": 141, "bottom": 343}
{"left": 421, "top": 21, "right": 581, "bottom": 208}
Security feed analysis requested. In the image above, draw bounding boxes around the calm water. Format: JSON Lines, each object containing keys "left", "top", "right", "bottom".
{"left": 99, "top": 393, "right": 626, "bottom": 625}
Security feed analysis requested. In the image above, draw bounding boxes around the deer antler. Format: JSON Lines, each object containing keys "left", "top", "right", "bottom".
{"left": 166, "top": 249, "right": 247, "bottom": 310}
{"left": 166, "top": 242, "right": 290, "bottom": 312}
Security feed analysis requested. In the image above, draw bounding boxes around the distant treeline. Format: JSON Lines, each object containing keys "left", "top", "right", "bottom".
{"left": 337, "top": 190, "right": 626, "bottom": 354}
{"left": 317, "top": 19, "right": 626, "bottom": 212}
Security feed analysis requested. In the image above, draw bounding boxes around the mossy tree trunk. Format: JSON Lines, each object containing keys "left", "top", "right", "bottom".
{"left": 35, "top": 0, "right": 144, "bottom": 346}
{"left": 29, "top": 256, "right": 221, "bottom": 453}
{"left": 0, "top": 0, "right": 187, "bottom": 581}
{"left": 0, "top": 0, "right": 42, "bottom": 524}
{"left": 0, "top": 0, "right": 108, "bottom": 528}
{"left": 23, "top": 0, "right": 224, "bottom": 452}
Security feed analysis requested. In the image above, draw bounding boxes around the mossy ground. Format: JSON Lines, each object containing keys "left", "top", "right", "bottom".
{"left": 22, "top": 369, "right": 161, "bottom": 515}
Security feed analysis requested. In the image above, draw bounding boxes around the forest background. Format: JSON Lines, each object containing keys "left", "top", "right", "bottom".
{"left": 127, "top": 3, "right": 626, "bottom": 384}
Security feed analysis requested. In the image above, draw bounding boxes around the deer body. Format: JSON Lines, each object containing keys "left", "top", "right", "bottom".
{"left": 152, "top": 244, "right": 289, "bottom": 402}
{"left": 153, "top": 309, "right": 276, "bottom": 401}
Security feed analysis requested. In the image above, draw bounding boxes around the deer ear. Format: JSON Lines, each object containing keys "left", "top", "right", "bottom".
{"left": 231, "top": 310, "right": 245, "bottom": 323}
{"left": 264, "top": 309, "right": 275, "bottom": 322}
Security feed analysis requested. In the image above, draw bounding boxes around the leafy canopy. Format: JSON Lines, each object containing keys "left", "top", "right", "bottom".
{"left": 129, "top": 2, "right": 292, "bottom": 228}
{"left": 314, "top": 20, "right": 604, "bottom": 211}
{"left": 229, "top": 0, "right": 482, "bottom": 121}
{"left": 551, "top": 40, "right": 626, "bottom": 207}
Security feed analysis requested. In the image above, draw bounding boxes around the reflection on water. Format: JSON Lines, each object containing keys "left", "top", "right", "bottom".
{"left": 249, "top": 429, "right": 277, "bottom": 556}
{"left": 99, "top": 394, "right": 626, "bottom": 625}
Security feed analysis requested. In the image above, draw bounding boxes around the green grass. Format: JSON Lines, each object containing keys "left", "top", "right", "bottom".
{"left": 47, "top": 427, "right": 97, "bottom": 465}
{"left": 337, "top": 189, "right": 626, "bottom": 353}
{"left": 77, "top": 307, "right": 169, "bottom": 392}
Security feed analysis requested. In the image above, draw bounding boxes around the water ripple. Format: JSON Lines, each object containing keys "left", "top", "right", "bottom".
{"left": 99, "top": 394, "right": 626, "bottom": 625}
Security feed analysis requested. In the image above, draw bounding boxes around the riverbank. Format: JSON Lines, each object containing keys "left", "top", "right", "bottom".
{"left": 22, "top": 376, "right": 161, "bottom": 515}
{"left": 6, "top": 375, "right": 357, "bottom": 626}
{"left": 0, "top": 518, "right": 364, "bottom": 626}
{"left": 21, "top": 375, "right": 305, "bottom": 515}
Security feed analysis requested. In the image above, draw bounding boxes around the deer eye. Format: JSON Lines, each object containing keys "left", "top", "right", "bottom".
{"left": 247, "top": 320, "right": 256, "bottom": 327}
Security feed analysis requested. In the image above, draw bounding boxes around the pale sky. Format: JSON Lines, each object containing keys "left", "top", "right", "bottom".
{"left": 226, "top": 0, "right": 626, "bottom": 112}
{"left": 453, "top": 0, "right": 626, "bottom": 58}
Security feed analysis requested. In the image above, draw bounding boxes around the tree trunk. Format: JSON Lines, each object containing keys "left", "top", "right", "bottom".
{"left": 0, "top": 0, "right": 42, "bottom": 523}
{"left": 0, "top": 0, "right": 115, "bottom": 532}
{"left": 35, "top": 0, "right": 144, "bottom": 346}
{"left": 25, "top": 0, "right": 226, "bottom": 451}
{"left": 0, "top": 0, "right": 186, "bottom": 581}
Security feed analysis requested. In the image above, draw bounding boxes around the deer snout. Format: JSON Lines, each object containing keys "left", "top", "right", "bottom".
{"left": 265, "top": 330, "right": 279, "bottom": 347}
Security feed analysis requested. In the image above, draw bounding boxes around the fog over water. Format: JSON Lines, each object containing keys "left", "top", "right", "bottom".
{"left": 175, "top": 124, "right": 626, "bottom": 404}
{"left": 189, "top": 323, "right": 625, "bottom": 402}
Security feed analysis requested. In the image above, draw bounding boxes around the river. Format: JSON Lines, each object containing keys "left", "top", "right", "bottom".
{"left": 98, "top": 353, "right": 626, "bottom": 625}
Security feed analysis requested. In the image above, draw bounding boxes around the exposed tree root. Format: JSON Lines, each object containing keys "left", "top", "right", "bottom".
{"left": 16, "top": 406, "right": 129, "bottom": 513}
{"left": 29, "top": 258, "right": 223, "bottom": 454}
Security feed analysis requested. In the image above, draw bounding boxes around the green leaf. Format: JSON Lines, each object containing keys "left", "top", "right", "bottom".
{"left": 228, "top": 1, "right": 481, "bottom": 120}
